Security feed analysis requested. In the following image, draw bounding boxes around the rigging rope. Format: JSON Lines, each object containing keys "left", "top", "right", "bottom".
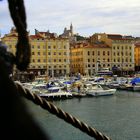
{"left": 15, "top": 81, "right": 111, "bottom": 140}
{"left": 5, "top": 0, "right": 112, "bottom": 139}
{"left": 8, "top": 0, "right": 31, "bottom": 71}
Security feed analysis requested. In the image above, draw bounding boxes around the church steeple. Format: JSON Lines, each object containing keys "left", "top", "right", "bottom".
{"left": 70, "top": 23, "right": 73, "bottom": 35}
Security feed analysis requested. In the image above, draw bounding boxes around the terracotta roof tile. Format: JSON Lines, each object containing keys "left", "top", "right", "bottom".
{"left": 135, "top": 42, "right": 140, "bottom": 47}
{"left": 30, "top": 35, "right": 44, "bottom": 39}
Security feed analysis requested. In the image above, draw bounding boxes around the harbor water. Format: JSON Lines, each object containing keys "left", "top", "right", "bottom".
{"left": 25, "top": 90, "right": 140, "bottom": 140}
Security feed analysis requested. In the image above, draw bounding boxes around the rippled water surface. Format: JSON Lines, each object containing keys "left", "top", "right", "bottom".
{"left": 25, "top": 90, "right": 140, "bottom": 140}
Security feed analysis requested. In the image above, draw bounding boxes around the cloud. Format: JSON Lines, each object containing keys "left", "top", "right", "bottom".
{"left": 1, "top": 0, "right": 140, "bottom": 37}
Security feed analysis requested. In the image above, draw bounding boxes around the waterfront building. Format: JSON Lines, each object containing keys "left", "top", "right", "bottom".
{"left": 70, "top": 42, "right": 111, "bottom": 76}
{"left": 46, "top": 36, "right": 70, "bottom": 77}
{"left": 2, "top": 27, "right": 70, "bottom": 78}
{"left": 35, "top": 30, "right": 70, "bottom": 77}
{"left": 111, "top": 37, "right": 135, "bottom": 75}
{"left": 1, "top": 27, "right": 18, "bottom": 55}
{"left": 134, "top": 42, "right": 140, "bottom": 71}
{"left": 29, "top": 34, "right": 47, "bottom": 75}
{"left": 90, "top": 33, "right": 135, "bottom": 75}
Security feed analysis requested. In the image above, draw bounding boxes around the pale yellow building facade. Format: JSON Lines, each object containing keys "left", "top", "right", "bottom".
{"left": 46, "top": 37, "right": 70, "bottom": 77}
{"left": 111, "top": 38, "right": 135, "bottom": 74}
{"left": 90, "top": 33, "right": 135, "bottom": 75}
{"left": 1, "top": 28, "right": 70, "bottom": 77}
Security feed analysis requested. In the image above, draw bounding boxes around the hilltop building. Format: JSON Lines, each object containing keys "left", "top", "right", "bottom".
{"left": 60, "top": 23, "right": 76, "bottom": 43}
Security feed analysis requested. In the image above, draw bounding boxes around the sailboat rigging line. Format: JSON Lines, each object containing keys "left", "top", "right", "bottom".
{"left": 15, "top": 81, "right": 111, "bottom": 140}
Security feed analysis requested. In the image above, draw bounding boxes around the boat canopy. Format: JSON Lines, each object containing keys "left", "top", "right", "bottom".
{"left": 130, "top": 77, "right": 140, "bottom": 84}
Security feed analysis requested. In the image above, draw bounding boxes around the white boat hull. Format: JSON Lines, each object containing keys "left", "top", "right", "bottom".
{"left": 86, "top": 89, "right": 116, "bottom": 97}
{"left": 133, "top": 86, "right": 140, "bottom": 91}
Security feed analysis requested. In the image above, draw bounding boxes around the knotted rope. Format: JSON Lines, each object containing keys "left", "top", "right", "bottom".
{"left": 15, "top": 81, "right": 111, "bottom": 140}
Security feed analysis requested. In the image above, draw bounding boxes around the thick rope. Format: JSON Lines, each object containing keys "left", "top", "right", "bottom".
{"left": 8, "top": 0, "right": 31, "bottom": 71}
{"left": 6, "top": 0, "right": 111, "bottom": 139}
{"left": 15, "top": 81, "right": 111, "bottom": 140}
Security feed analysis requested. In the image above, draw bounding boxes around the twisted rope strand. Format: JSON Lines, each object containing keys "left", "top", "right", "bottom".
{"left": 8, "top": 0, "right": 31, "bottom": 71}
{"left": 15, "top": 82, "right": 111, "bottom": 140}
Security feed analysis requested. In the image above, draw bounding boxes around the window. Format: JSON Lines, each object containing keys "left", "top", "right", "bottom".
{"left": 103, "top": 51, "right": 105, "bottom": 55}
{"left": 108, "top": 51, "right": 110, "bottom": 55}
{"left": 48, "top": 46, "right": 51, "bottom": 49}
{"left": 88, "top": 51, "right": 90, "bottom": 55}
{"left": 38, "top": 52, "right": 40, "bottom": 55}
{"left": 32, "top": 52, "right": 35, "bottom": 55}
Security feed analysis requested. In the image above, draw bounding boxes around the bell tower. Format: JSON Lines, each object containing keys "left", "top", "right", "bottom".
{"left": 70, "top": 23, "right": 73, "bottom": 35}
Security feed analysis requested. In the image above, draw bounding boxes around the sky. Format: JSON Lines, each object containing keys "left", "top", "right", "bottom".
{"left": 1, "top": 0, "right": 140, "bottom": 37}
